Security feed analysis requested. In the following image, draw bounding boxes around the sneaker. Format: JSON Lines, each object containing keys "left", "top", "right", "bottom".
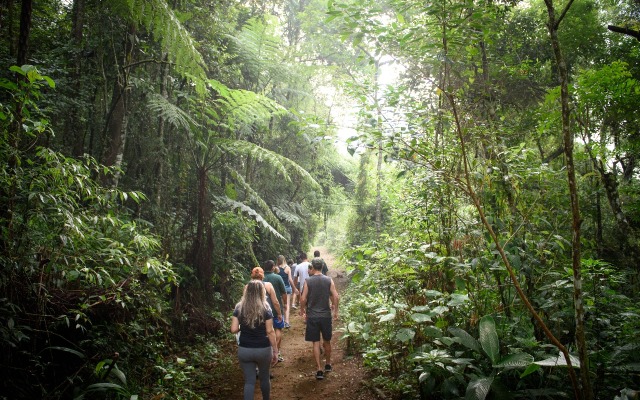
{"left": 324, "top": 364, "right": 332, "bottom": 373}
{"left": 316, "top": 370, "right": 324, "bottom": 380}
{"left": 292, "top": 304, "right": 298, "bottom": 309}
{"left": 278, "top": 354, "right": 284, "bottom": 362}
{"left": 284, "top": 322, "right": 291, "bottom": 328}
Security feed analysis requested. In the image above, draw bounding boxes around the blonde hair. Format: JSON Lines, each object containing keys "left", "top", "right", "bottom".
{"left": 237, "top": 280, "right": 268, "bottom": 329}
{"left": 276, "top": 255, "right": 287, "bottom": 267}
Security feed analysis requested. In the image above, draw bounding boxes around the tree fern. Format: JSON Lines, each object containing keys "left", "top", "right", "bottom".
{"left": 118, "top": 0, "right": 207, "bottom": 93}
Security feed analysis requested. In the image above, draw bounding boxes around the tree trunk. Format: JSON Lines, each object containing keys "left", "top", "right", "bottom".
{"left": 101, "top": 24, "right": 136, "bottom": 187}
{"left": 67, "top": 0, "right": 86, "bottom": 157}
{"left": 543, "top": 1, "right": 593, "bottom": 398}
{"left": 189, "top": 165, "right": 213, "bottom": 299}
{"left": 16, "top": 0, "right": 31, "bottom": 65}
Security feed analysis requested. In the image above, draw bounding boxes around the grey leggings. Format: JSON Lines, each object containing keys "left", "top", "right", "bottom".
{"left": 238, "top": 346, "right": 272, "bottom": 400}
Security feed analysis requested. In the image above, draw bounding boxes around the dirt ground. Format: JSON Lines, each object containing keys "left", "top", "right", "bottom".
{"left": 224, "top": 246, "right": 378, "bottom": 400}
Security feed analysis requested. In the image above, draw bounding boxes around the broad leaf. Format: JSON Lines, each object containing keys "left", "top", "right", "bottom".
{"left": 411, "top": 313, "right": 432, "bottom": 323}
{"left": 534, "top": 353, "right": 581, "bottom": 367}
{"left": 479, "top": 316, "right": 500, "bottom": 365}
{"left": 493, "top": 352, "right": 534, "bottom": 369}
{"left": 448, "top": 327, "right": 482, "bottom": 353}
{"left": 465, "top": 376, "right": 494, "bottom": 400}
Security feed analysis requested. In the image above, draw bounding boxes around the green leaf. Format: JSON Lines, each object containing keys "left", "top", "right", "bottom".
{"left": 493, "top": 352, "right": 534, "bottom": 369}
{"left": 520, "top": 363, "right": 541, "bottom": 378}
{"left": 395, "top": 328, "right": 415, "bottom": 342}
{"left": 379, "top": 313, "right": 396, "bottom": 322}
{"left": 465, "top": 376, "right": 494, "bottom": 400}
{"left": 448, "top": 327, "right": 481, "bottom": 353}
{"left": 534, "top": 353, "right": 580, "bottom": 367}
{"left": 411, "top": 313, "right": 432, "bottom": 323}
{"left": 479, "top": 316, "right": 500, "bottom": 365}
{"left": 43, "top": 346, "right": 85, "bottom": 359}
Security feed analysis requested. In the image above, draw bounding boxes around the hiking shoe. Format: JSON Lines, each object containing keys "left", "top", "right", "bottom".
{"left": 316, "top": 370, "right": 324, "bottom": 380}
{"left": 284, "top": 322, "right": 290, "bottom": 328}
{"left": 324, "top": 364, "right": 332, "bottom": 373}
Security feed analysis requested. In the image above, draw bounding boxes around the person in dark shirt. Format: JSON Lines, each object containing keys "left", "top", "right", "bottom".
{"left": 231, "top": 280, "right": 278, "bottom": 400}
{"left": 313, "top": 250, "right": 329, "bottom": 275}
{"left": 263, "top": 259, "right": 286, "bottom": 361}
{"left": 300, "top": 257, "right": 339, "bottom": 380}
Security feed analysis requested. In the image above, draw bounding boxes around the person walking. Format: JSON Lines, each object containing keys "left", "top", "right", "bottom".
{"left": 299, "top": 257, "right": 339, "bottom": 380}
{"left": 230, "top": 280, "right": 278, "bottom": 400}
{"left": 290, "top": 256, "right": 300, "bottom": 308}
{"left": 313, "top": 250, "right": 329, "bottom": 275}
{"left": 263, "top": 260, "right": 287, "bottom": 361}
{"left": 276, "top": 255, "right": 298, "bottom": 328}
{"left": 293, "top": 253, "right": 311, "bottom": 303}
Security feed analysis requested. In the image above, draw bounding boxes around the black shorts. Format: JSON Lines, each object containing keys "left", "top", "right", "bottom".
{"left": 305, "top": 317, "right": 332, "bottom": 342}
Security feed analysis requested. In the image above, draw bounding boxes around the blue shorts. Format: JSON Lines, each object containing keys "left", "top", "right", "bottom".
{"left": 273, "top": 315, "right": 285, "bottom": 329}
{"left": 285, "top": 286, "right": 292, "bottom": 294}
{"left": 305, "top": 317, "right": 332, "bottom": 342}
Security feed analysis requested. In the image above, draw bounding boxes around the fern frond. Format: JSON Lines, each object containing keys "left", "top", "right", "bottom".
{"left": 147, "top": 94, "right": 199, "bottom": 132}
{"left": 208, "top": 79, "right": 286, "bottom": 127}
{"left": 225, "top": 167, "right": 290, "bottom": 240}
{"left": 272, "top": 206, "right": 302, "bottom": 224}
{"left": 226, "top": 17, "right": 284, "bottom": 87}
{"left": 122, "top": 0, "right": 207, "bottom": 93}
{"left": 212, "top": 138, "right": 321, "bottom": 190}
{"left": 213, "top": 196, "right": 286, "bottom": 240}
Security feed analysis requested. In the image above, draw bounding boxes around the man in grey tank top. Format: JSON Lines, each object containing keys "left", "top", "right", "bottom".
{"left": 299, "top": 257, "right": 340, "bottom": 380}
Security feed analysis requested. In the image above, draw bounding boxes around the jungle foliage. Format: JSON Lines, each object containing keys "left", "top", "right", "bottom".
{"left": 331, "top": 0, "right": 640, "bottom": 398}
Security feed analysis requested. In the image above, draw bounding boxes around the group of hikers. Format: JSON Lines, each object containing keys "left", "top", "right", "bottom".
{"left": 230, "top": 250, "right": 340, "bottom": 400}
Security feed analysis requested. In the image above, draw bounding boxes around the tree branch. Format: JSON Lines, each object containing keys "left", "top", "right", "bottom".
{"left": 608, "top": 25, "right": 640, "bottom": 41}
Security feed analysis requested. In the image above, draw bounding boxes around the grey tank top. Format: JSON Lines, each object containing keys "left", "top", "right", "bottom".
{"left": 305, "top": 274, "right": 332, "bottom": 318}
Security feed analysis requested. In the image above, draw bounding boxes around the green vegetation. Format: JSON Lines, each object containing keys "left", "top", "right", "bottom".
{"left": 1, "top": 0, "right": 639, "bottom": 398}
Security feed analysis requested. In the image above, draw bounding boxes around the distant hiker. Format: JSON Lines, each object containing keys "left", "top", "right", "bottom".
{"left": 231, "top": 279, "right": 278, "bottom": 400}
{"left": 293, "top": 253, "right": 311, "bottom": 303}
{"left": 290, "top": 255, "right": 300, "bottom": 308}
{"left": 263, "top": 260, "right": 287, "bottom": 361}
{"left": 276, "top": 255, "right": 298, "bottom": 328}
{"left": 313, "top": 250, "right": 329, "bottom": 275}
{"left": 299, "top": 257, "right": 340, "bottom": 380}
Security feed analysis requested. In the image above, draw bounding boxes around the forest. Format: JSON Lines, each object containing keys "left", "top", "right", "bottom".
{"left": 0, "top": 0, "right": 639, "bottom": 399}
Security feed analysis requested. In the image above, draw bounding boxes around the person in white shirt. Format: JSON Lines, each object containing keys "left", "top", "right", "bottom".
{"left": 293, "top": 253, "right": 311, "bottom": 303}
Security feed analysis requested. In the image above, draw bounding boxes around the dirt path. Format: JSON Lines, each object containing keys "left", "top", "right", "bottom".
{"left": 225, "top": 246, "right": 376, "bottom": 400}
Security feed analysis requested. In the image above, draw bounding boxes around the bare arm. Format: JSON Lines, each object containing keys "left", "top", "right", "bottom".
{"left": 265, "top": 318, "right": 278, "bottom": 365}
{"left": 265, "top": 282, "right": 282, "bottom": 318}
{"left": 299, "top": 280, "right": 309, "bottom": 316}
{"left": 286, "top": 267, "right": 299, "bottom": 294}
{"left": 230, "top": 315, "right": 240, "bottom": 334}
{"left": 329, "top": 279, "right": 340, "bottom": 320}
